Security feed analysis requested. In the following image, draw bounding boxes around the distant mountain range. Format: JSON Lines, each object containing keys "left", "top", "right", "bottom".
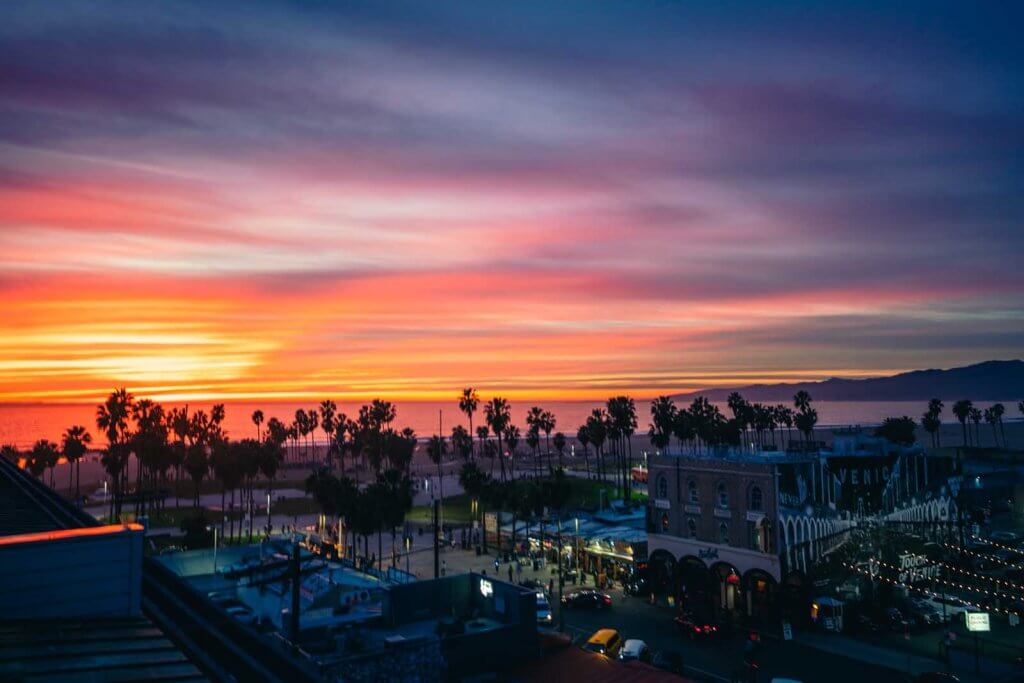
{"left": 673, "top": 360, "right": 1024, "bottom": 402}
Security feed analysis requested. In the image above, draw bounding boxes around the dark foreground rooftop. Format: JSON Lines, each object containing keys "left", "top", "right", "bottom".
{"left": 0, "top": 616, "right": 208, "bottom": 683}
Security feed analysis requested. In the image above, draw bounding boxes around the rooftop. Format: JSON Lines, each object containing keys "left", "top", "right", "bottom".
{"left": 0, "top": 616, "right": 208, "bottom": 683}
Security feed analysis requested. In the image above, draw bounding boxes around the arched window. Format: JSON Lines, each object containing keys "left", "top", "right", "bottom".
{"left": 657, "top": 475, "right": 668, "bottom": 499}
{"left": 717, "top": 482, "right": 729, "bottom": 508}
{"left": 688, "top": 480, "right": 699, "bottom": 504}
{"left": 661, "top": 512, "right": 670, "bottom": 531}
{"left": 687, "top": 518, "right": 697, "bottom": 538}
{"left": 749, "top": 485, "right": 763, "bottom": 511}
{"left": 719, "top": 522, "right": 730, "bottom": 545}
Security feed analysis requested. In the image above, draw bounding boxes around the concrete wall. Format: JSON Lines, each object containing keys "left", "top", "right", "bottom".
{"left": 0, "top": 524, "right": 143, "bottom": 619}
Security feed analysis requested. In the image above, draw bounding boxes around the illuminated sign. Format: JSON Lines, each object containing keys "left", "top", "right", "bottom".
{"left": 479, "top": 579, "right": 494, "bottom": 598}
{"left": 966, "top": 613, "right": 990, "bottom": 632}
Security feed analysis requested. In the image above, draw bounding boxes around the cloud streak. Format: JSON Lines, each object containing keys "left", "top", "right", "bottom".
{"left": 0, "top": 1, "right": 1021, "bottom": 402}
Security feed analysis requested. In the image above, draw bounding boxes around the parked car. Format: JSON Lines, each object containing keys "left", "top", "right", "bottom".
{"left": 619, "top": 639, "right": 650, "bottom": 662}
{"left": 536, "top": 593, "right": 553, "bottom": 625}
{"left": 583, "top": 628, "right": 622, "bottom": 658}
{"left": 674, "top": 610, "right": 722, "bottom": 640}
{"left": 884, "top": 607, "right": 912, "bottom": 633}
{"left": 925, "top": 596, "right": 970, "bottom": 621}
{"left": 562, "top": 589, "right": 612, "bottom": 610}
{"left": 852, "top": 612, "right": 883, "bottom": 635}
{"left": 904, "top": 599, "right": 942, "bottom": 627}
{"left": 650, "top": 650, "right": 684, "bottom": 675}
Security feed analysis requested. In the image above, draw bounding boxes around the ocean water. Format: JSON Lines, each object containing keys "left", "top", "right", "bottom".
{"left": 1, "top": 399, "right": 1018, "bottom": 448}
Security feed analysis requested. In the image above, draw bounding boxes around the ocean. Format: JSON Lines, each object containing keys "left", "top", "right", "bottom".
{"left": 1, "top": 399, "right": 1019, "bottom": 448}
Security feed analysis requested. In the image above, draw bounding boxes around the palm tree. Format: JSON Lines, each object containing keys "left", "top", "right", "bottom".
{"left": 649, "top": 396, "right": 676, "bottom": 451}
{"left": 459, "top": 388, "right": 480, "bottom": 459}
{"left": 96, "top": 388, "right": 134, "bottom": 517}
{"left": 586, "top": 409, "right": 607, "bottom": 481}
{"left": 576, "top": 425, "right": 591, "bottom": 479}
{"left": 984, "top": 408, "right": 999, "bottom": 447}
{"left": 31, "top": 439, "right": 60, "bottom": 486}
{"left": 251, "top": 410, "right": 264, "bottom": 441}
{"left": 258, "top": 438, "right": 283, "bottom": 535}
{"left": 451, "top": 425, "right": 473, "bottom": 462}
{"left": 921, "top": 411, "right": 940, "bottom": 448}
{"left": 483, "top": 397, "right": 511, "bottom": 481}
{"left": 504, "top": 425, "right": 521, "bottom": 479}
{"left": 475, "top": 425, "right": 490, "bottom": 473}
{"left": 793, "top": 391, "right": 812, "bottom": 413}
{"left": 319, "top": 400, "right": 337, "bottom": 467}
{"left": 426, "top": 434, "right": 447, "bottom": 505}
{"left": 526, "top": 427, "right": 541, "bottom": 474}
{"left": 990, "top": 403, "right": 1006, "bottom": 447}
{"left": 952, "top": 400, "right": 972, "bottom": 446}
{"left": 525, "top": 406, "right": 544, "bottom": 470}
{"left": 61, "top": 425, "right": 92, "bottom": 499}
{"left": 969, "top": 407, "right": 983, "bottom": 446}
{"left": 184, "top": 443, "right": 207, "bottom": 507}
{"left": 553, "top": 432, "right": 566, "bottom": 469}
{"left": 541, "top": 410, "right": 556, "bottom": 467}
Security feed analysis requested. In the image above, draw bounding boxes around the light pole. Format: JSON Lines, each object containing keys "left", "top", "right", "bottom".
{"left": 207, "top": 525, "right": 219, "bottom": 573}
{"left": 575, "top": 517, "right": 580, "bottom": 579}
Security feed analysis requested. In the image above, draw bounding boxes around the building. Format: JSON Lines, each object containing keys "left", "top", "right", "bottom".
{"left": 646, "top": 431, "right": 954, "bottom": 623}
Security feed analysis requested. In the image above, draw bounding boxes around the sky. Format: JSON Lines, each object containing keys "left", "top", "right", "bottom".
{"left": 1, "top": 1, "right": 1023, "bottom": 404}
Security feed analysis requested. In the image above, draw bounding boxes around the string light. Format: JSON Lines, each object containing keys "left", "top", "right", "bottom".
{"left": 939, "top": 542, "right": 1024, "bottom": 569}
{"left": 843, "top": 562, "right": 1021, "bottom": 617}
{"left": 967, "top": 533, "right": 1024, "bottom": 556}
{"left": 864, "top": 557, "right": 1020, "bottom": 601}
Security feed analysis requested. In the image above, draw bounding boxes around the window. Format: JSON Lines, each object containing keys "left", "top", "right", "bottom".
{"left": 749, "top": 485, "right": 763, "bottom": 511}
{"left": 657, "top": 475, "right": 668, "bottom": 499}
{"left": 661, "top": 512, "right": 670, "bottom": 531}
{"left": 719, "top": 522, "right": 730, "bottom": 545}
{"left": 717, "top": 482, "right": 729, "bottom": 508}
{"left": 687, "top": 518, "right": 697, "bottom": 538}
{"left": 748, "top": 522, "right": 759, "bottom": 550}
{"left": 688, "top": 480, "right": 698, "bottom": 504}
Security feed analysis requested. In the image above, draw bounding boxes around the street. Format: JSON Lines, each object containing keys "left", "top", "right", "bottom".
{"left": 403, "top": 543, "right": 916, "bottom": 683}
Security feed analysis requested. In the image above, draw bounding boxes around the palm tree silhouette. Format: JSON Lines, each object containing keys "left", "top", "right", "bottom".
{"left": 553, "top": 431, "right": 566, "bottom": 469}
{"left": 504, "top": 425, "right": 521, "bottom": 480}
{"left": 251, "top": 410, "right": 264, "bottom": 441}
{"left": 576, "top": 425, "right": 591, "bottom": 478}
{"left": 61, "top": 425, "right": 92, "bottom": 499}
{"left": 427, "top": 434, "right": 447, "bottom": 505}
{"left": 483, "top": 397, "right": 511, "bottom": 481}
{"left": 952, "top": 400, "right": 973, "bottom": 446}
{"left": 319, "top": 400, "right": 337, "bottom": 467}
{"left": 459, "top": 388, "right": 480, "bottom": 459}
{"left": 990, "top": 403, "right": 1006, "bottom": 447}
{"left": 968, "top": 407, "right": 983, "bottom": 446}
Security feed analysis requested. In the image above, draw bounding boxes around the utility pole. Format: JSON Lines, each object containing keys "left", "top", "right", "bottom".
{"left": 433, "top": 499, "right": 440, "bottom": 579}
{"left": 557, "top": 518, "right": 564, "bottom": 632}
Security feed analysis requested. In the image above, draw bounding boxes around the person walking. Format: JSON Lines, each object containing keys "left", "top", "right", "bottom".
{"left": 508, "top": 564, "right": 514, "bottom": 583}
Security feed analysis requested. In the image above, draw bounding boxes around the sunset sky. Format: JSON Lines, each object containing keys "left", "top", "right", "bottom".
{"left": 1, "top": 2, "right": 1022, "bottom": 403}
